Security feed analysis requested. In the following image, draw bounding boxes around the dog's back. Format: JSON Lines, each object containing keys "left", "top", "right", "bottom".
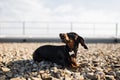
{"left": 33, "top": 45, "right": 70, "bottom": 66}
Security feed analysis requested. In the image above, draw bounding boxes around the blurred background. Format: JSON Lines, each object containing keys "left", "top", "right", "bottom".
{"left": 0, "top": 0, "right": 120, "bottom": 42}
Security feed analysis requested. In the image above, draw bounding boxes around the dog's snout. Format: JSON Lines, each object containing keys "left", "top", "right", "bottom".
{"left": 59, "top": 33, "right": 62, "bottom": 37}
{"left": 59, "top": 33, "right": 64, "bottom": 39}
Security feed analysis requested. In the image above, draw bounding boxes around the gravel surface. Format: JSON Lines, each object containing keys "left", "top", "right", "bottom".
{"left": 0, "top": 43, "right": 120, "bottom": 80}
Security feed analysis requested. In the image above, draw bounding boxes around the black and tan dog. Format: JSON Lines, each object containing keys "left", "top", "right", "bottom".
{"left": 60, "top": 32, "right": 88, "bottom": 58}
{"left": 33, "top": 32, "right": 88, "bottom": 68}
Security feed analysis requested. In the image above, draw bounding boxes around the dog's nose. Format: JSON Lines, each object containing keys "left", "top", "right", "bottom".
{"left": 59, "top": 33, "right": 64, "bottom": 38}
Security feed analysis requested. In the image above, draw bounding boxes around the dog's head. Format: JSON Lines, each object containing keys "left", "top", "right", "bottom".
{"left": 59, "top": 32, "right": 88, "bottom": 51}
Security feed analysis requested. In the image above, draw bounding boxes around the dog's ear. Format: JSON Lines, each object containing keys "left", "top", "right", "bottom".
{"left": 76, "top": 36, "right": 88, "bottom": 49}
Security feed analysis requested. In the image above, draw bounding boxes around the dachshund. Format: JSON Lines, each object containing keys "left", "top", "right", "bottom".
{"left": 33, "top": 32, "right": 88, "bottom": 68}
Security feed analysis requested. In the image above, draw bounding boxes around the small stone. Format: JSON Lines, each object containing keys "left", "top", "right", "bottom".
{"left": 39, "top": 70, "right": 45, "bottom": 74}
{"left": 51, "top": 71, "right": 61, "bottom": 79}
{"left": 73, "top": 73, "right": 81, "bottom": 80}
{"left": 39, "top": 61, "right": 45, "bottom": 66}
{"left": 107, "top": 71, "right": 116, "bottom": 77}
{"left": 6, "top": 72, "right": 13, "bottom": 78}
{"left": 10, "top": 77, "right": 26, "bottom": 80}
{"left": 31, "top": 77, "right": 42, "bottom": 80}
{"left": 95, "top": 71, "right": 105, "bottom": 80}
{"left": 116, "top": 70, "right": 120, "bottom": 78}
{"left": 105, "top": 75, "right": 116, "bottom": 80}
{"left": 2, "top": 67, "right": 10, "bottom": 72}
{"left": 80, "top": 62, "right": 89, "bottom": 67}
{"left": 41, "top": 73, "right": 51, "bottom": 80}
{"left": 33, "top": 63, "right": 38, "bottom": 67}
{"left": 0, "top": 75, "right": 6, "bottom": 80}
{"left": 64, "top": 75, "right": 72, "bottom": 80}
{"left": 96, "top": 67, "right": 103, "bottom": 72}
{"left": 32, "top": 72, "right": 38, "bottom": 77}
{"left": 65, "top": 69, "right": 72, "bottom": 74}
{"left": 103, "top": 67, "right": 112, "bottom": 73}
{"left": 50, "top": 67, "right": 58, "bottom": 73}
{"left": 14, "top": 74, "right": 19, "bottom": 77}
{"left": 51, "top": 77, "right": 61, "bottom": 80}
{"left": 27, "top": 78, "right": 31, "bottom": 80}
{"left": 20, "top": 67, "right": 25, "bottom": 73}
{"left": 86, "top": 72, "right": 96, "bottom": 80}
{"left": 92, "top": 60, "right": 99, "bottom": 63}
{"left": 79, "top": 75, "right": 84, "bottom": 80}
{"left": 92, "top": 60, "right": 99, "bottom": 67}
{"left": 114, "top": 64, "right": 120, "bottom": 68}
{"left": 0, "top": 57, "right": 2, "bottom": 62}
{"left": 24, "top": 74, "right": 29, "bottom": 79}
{"left": 0, "top": 70, "right": 3, "bottom": 74}
{"left": 64, "top": 69, "right": 72, "bottom": 77}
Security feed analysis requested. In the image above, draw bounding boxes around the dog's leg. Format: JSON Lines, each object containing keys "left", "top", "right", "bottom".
{"left": 74, "top": 48, "right": 78, "bottom": 58}
{"left": 70, "top": 54, "right": 80, "bottom": 68}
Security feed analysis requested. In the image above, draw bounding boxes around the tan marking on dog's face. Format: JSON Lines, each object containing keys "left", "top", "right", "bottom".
{"left": 64, "top": 33, "right": 69, "bottom": 41}
{"left": 62, "top": 33, "right": 75, "bottom": 50}
{"left": 67, "top": 40, "right": 74, "bottom": 50}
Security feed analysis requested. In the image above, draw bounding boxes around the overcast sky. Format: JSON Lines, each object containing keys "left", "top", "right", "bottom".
{"left": 0, "top": 0, "right": 120, "bottom": 22}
